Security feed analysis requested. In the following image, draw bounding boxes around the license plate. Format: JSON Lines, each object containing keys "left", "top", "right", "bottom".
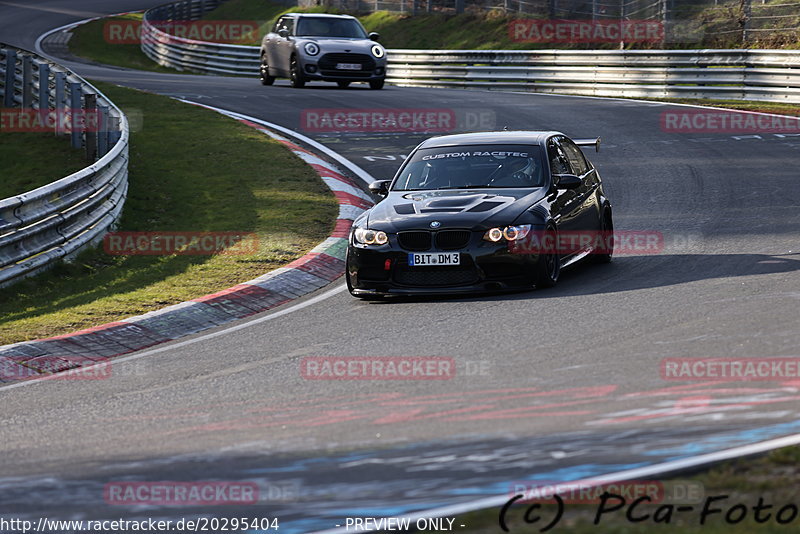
{"left": 408, "top": 253, "right": 460, "bottom": 266}
{"left": 336, "top": 63, "right": 361, "bottom": 70}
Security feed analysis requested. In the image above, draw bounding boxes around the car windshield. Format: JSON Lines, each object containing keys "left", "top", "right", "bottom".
{"left": 295, "top": 17, "right": 368, "bottom": 38}
{"left": 392, "top": 144, "right": 545, "bottom": 191}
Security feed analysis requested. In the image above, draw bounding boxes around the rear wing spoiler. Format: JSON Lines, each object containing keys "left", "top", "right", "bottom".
{"left": 574, "top": 137, "right": 601, "bottom": 152}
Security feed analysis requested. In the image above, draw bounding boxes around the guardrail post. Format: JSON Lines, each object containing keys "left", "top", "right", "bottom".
{"left": 84, "top": 92, "right": 98, "bottom": 161}
{"left": 109, "top": 114, "right": 121, "bottom": 147}
{"left": 69, "top": 81, "right": 82, "bottom": 149}
{"left": 22, "top": 55, "right": 33, "bottom": 109}
{"left": 3, "top": 49, "right": 17, "bottom": 107}
{"left": 98, "top": 104, "right": 109, "bottom": 156}
{"left": 742, "top": 0, "right": 752, "bottom": 44}
{"left": 54, "top": 71, "right": 66, "bottom": 135}
{"left": 36, "top": 61, "right": 50, "bottom": 113}
{"left": 454, "top": 0, "right": 464, "bottom": 13}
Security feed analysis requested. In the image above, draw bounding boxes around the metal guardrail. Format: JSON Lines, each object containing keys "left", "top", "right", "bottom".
{"left": 0, "top": 44, "right": 129, "bottom": 287}
{"left": 139, "top": 0, "right": 800, "bottom": 104}
{"left": 141, "top": 0, "right": 260, "bottom": 76}
{"left": 386, "top": 49, "right": 800, "bottom": 102}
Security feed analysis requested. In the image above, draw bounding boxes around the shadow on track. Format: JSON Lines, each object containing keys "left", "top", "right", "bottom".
{"left": 354, "top": 253, "right": 800, "bottom": 304}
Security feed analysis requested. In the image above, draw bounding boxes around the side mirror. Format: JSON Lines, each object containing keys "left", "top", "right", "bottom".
{"left": 368, "top": 180, "right": 391, "bottom": 196}
{"left": 369, "top": 32, "right": 380, "bottom": 41}
{"left": 553, "top": 174, "right": 582, "bottom": 190}
{"left": 278, "top": 28, "right": 289, "bottom": 38}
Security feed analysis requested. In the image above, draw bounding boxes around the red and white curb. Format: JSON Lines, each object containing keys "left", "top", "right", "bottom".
{"left": 0, "top": 105, "right": 374, "bottom": 383}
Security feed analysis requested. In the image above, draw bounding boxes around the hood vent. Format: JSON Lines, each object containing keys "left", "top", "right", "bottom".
{"left": 394, "top": 204, "right": 416, "bottom": 215}
{"left": 468, "top": 201, "right": 504, "bottom": 212}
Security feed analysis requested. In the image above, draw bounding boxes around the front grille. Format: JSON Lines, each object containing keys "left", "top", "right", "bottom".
{"left": 398, "top": 231, "right": 431, "bottom": 251}
{"left": 435, "top": 230, "right": 471, "bottom": 250}
{"left": 318, "top": 53, "right": 376, "bottom": 77}
{"left": 394, "top": 265, "right": 478, "bottom": 287}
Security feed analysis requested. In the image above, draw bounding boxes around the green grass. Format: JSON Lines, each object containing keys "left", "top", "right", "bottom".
{"left": 199, "top": 0, "right": 799, "bottom": 50}
{"left": 0, "top": 81, "right": 338, "bottom": 345}
{"left": 403, "top": 446, "right": 800, "bottom": 533}
{"left": 628, "top": 97, "right": 800, "bottom": 117}
{"left": 66, "top": 0, "right": 799, "bottom": 66}
{"left": 0, "top": 131, "right": 87, "bottom": 199}
{"left": 70, "top": 13, "right": 188, "bottom": 73}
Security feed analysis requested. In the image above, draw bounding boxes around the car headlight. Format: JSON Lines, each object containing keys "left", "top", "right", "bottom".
{"left": 370, "top": 44, "right": 385, "bottom": 58}
{"left": 483, "top": 225, "right": 531, "bottom": 242}
{"left": 354, "top": 228, "right": 388, "bottom": 245}
{"left": 304, "top": 42, "right": 320, "bottom": 56}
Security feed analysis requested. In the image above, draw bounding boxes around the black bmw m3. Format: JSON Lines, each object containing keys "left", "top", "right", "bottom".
{"left": 346, "top": 131, "right": 614, "bottom": 298}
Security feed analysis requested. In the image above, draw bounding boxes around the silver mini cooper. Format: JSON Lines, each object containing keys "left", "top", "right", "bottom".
{"left": 259, "top": 13, "right": 387, "bottom": 89}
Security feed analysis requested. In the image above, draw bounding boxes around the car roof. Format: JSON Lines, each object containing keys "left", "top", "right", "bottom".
{"left": 283, "top": 13, "right": 358, "bottom": 19}
{"left": 418, "top": 131, "right": 562, "bottom": 148}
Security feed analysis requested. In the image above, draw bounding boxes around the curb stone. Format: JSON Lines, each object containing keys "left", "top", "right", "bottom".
{"left": 0, "top": 109, "right": 373, "bottom": 383}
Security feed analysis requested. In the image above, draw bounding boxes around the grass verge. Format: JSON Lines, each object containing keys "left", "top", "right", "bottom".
{"left": 69, "top": 13, "right": 183, "bottom": 73}
{"left": 0, "top": 81, "right": 338, "bottom": 345}
{"left": 631, "top": 97, "right": 800, "bottom": 117}
{"left": 391, "top": 445, "right": 799, "bottom": 533}
{"left": 0, "top": 131, "right": 87, "bottom": 199}
{"left": 200, "top": 0, "right": 799, "bottom": 50}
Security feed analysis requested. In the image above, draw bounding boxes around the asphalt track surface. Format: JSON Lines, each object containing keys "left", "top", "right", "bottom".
{"left": 2, "top": 1, "right": 800, "bottom": 532}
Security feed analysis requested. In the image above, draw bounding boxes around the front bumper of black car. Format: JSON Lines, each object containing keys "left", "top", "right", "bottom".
{"left": 346, "top": 233, "right": 541, "bottom": 295}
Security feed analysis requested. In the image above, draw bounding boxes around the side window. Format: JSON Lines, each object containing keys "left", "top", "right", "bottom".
{"left": 560, "top": 138, "right": 589, "bottom": 176}
{"left": 547, "top": 140, "right": 570, "bottom": 175}
{"left": 275, "top": 17, "right": 292, "bottom": 35}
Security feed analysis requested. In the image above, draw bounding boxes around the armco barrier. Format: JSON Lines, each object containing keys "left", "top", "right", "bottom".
{"left": 0, "top": 107, "right": 373, "bottom": 384}
{"left": 0, "top": 44, "right": 129, "bottom": 287}
{"left": 141, "top": 0, "right": 261, "bottom": 76}
{"left": 138, "top": 0, "right": 800, "bottom": 104}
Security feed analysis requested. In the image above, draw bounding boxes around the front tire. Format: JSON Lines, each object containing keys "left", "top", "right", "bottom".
{"left": 290, "top": 56, "right": 305, "bottom": 88}
{"left": 593, "top": 208, "right": 614, "bottom": 264}
{"left": 259, "top": 55, "right": 275, "bottom": 86}
{"left": 534, "top": 226, "right": 560, "bottom": 289}
{"left": 369, "top": 78, "right": 385, "bottom": 90}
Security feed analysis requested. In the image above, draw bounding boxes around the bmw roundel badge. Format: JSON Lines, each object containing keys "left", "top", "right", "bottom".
{"left": 430, "top": 221, "right": 441, "bottom": 228}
